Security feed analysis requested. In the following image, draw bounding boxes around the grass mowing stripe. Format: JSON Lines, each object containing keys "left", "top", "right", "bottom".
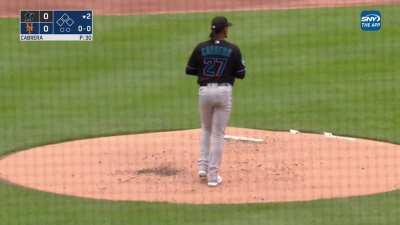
{"left": 0, "top": 181, "right": 399, "bottom": 225}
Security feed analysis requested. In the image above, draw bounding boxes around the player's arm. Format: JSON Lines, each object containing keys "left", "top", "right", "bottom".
{"left": 233, "top": 47, "right": 246, "bottom": 79}
{"left": 186, "top": 46, "right": 201, "bottom": 76}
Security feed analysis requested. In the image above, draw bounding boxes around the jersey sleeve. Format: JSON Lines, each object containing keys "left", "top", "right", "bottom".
{"left": 233, "top": 47, "right": 246, "bottom": 79}
{"left": 185, "top": 46, "right": 201, "bottom": 76}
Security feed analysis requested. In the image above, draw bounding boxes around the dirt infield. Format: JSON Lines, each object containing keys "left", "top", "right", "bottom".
{"left": 0, "top": 127, "right": 400, "bottom": 204}
{"left": 0, "top": 0, "right": 397, "bottom": 17}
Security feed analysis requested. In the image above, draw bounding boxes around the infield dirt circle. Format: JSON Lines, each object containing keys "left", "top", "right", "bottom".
{"left": 1, "top": 127, "right": 400, "bottom": 204}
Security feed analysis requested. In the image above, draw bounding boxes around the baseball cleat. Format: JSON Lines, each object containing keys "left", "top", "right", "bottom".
{"left": 207, "top": 176, "right": 222, "bottom": 187}
{"left": 198, "top": 170, "right": 207, "bottom": 178}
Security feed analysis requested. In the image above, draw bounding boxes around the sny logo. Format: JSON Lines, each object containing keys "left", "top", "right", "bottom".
{"left": 361, "top": 10, "right": 381, "bottom": 31}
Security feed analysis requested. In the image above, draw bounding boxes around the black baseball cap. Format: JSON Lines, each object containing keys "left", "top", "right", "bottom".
{"left": 211, "top": 16, "right": 232, "bottom": 33}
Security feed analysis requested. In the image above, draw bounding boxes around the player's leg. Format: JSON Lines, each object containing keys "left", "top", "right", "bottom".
{"left": 208, "top": 86, "right": 232, "bottom": 184}
{"left": 198, "top": 87, "right": 214, "bottom": 176}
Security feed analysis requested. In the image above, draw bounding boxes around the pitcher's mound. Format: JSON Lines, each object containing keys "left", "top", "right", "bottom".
{"left": 1, "top": 127, "right": 400, "bottom": 204}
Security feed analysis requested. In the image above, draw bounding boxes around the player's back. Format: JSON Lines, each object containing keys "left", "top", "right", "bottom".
{"left": 186, "top": 39, "right": 246, "bottom": 86}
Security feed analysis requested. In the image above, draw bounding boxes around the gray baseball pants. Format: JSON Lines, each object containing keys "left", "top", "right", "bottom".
{"left": 198, "top": 84, "right": 232, "bottom": 181}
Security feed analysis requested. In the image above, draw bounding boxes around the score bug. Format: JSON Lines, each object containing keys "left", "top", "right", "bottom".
{"left": 20, "top": 10, "right": 93, "bottom": 41}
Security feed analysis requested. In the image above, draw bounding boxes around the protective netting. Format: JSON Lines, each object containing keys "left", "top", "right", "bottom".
{"left": 0, "top": 1, "right": 399, "bottom": 225}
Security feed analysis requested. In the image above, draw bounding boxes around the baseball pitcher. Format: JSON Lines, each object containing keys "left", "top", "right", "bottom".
{"left": 185, "top": 16, "right": 246, "bottom": 187}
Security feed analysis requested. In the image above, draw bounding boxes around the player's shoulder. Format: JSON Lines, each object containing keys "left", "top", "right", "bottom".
{"left": 222, "top": 40, "right": 241, "bottom": 51}
{"left": 191, "top": 40, "right": 210, "bottom": 53}
{"left": 196, "top": 40, "right": 213, "bottom": 48}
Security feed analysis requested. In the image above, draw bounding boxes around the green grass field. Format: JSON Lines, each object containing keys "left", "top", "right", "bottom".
{"left": 1, "top": 5, "right": 400, "bottom": 225}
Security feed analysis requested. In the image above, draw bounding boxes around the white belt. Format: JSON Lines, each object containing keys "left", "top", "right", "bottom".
{"left": 205, "top": 83, "right": 231, "bottom": 87}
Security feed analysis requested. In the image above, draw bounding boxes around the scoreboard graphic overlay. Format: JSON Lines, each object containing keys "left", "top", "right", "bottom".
{"left": 20, "top": 10, "right": 93, "bottom": 41}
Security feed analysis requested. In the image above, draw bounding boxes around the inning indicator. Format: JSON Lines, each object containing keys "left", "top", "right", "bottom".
{"left": 20, "top": 10, "right": 93, "bottom": 41}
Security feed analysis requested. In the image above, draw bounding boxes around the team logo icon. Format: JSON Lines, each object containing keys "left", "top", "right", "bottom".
{"left": 25, "top": 23, "right": 34, "bottom": 34}
{"left": 23, "top": 12, "right": 35, "bottom": 22}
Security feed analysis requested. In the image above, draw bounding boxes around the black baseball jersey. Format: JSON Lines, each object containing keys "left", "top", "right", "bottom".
{"left": 185, "top": 39, "right": 246, "bottom": 86}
